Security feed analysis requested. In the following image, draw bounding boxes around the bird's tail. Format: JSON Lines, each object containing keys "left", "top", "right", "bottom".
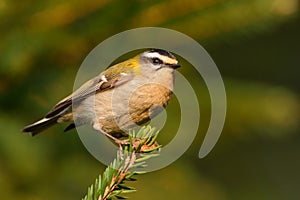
{"left": 22, "top": 116, "right": 60, "bottom": 136}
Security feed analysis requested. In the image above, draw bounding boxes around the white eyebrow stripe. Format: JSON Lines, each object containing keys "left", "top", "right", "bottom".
{"left": 145, "top": 52, "right": 178, "bottom": 65}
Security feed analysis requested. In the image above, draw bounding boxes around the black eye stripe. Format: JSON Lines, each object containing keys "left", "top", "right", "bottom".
{"left": 151, "top": 57, "right": 163, "bottom": 65}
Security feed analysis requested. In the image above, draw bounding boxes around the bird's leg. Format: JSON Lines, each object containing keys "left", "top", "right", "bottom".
{"left": 93, "top": 123, "right": 129, "bottom": 145}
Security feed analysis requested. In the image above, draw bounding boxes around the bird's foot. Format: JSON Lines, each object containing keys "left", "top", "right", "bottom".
{"left": 114, "top": 138, "right": 130, "bottom": 146}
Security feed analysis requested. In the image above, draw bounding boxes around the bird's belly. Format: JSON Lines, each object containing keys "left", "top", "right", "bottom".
{"left": 93, "top": 82, "right": 172, "bottom": 134}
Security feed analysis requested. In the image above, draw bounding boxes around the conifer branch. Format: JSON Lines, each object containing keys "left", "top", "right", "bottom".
{"left": 82, "top": 125, "right": 161, "bottom": 200}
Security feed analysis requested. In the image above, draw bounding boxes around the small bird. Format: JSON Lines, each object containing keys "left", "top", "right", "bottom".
{"left": 22, "top": 49, "right": 180, "bottom": 144}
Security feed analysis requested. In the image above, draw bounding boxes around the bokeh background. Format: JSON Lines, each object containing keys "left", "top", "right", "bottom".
{"left": 1, "top": 0, "right": 300, "bottom": 199}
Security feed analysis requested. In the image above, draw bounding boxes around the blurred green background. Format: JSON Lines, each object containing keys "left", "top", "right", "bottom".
{"left": 1, "top": 0, "right": 300, "bottom": 199}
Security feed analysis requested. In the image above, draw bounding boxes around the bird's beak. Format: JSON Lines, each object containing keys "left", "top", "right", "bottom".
{"left": 168, "top": 64, "right": 181, "bottom": 69}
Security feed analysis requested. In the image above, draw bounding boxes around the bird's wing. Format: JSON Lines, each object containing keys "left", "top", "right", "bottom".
{"left": 45, "top": 67, "right": 134, "bottom": 118}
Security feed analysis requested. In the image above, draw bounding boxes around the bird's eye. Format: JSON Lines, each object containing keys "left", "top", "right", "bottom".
{"left": 152, "top": 58, "right": 162, "bottom": 65}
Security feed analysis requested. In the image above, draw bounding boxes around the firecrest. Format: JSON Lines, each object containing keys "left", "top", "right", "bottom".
{"left": 23, "top": 49, "right": 180, "bottom": 144}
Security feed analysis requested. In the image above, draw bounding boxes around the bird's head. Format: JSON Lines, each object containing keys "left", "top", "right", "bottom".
{"left": 138, "top": 49, "right": 180, "bottom": 71}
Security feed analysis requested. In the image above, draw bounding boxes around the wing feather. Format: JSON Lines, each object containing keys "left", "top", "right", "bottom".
{"left": 45, "top": 68, "right": 134, "bottom": 118}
